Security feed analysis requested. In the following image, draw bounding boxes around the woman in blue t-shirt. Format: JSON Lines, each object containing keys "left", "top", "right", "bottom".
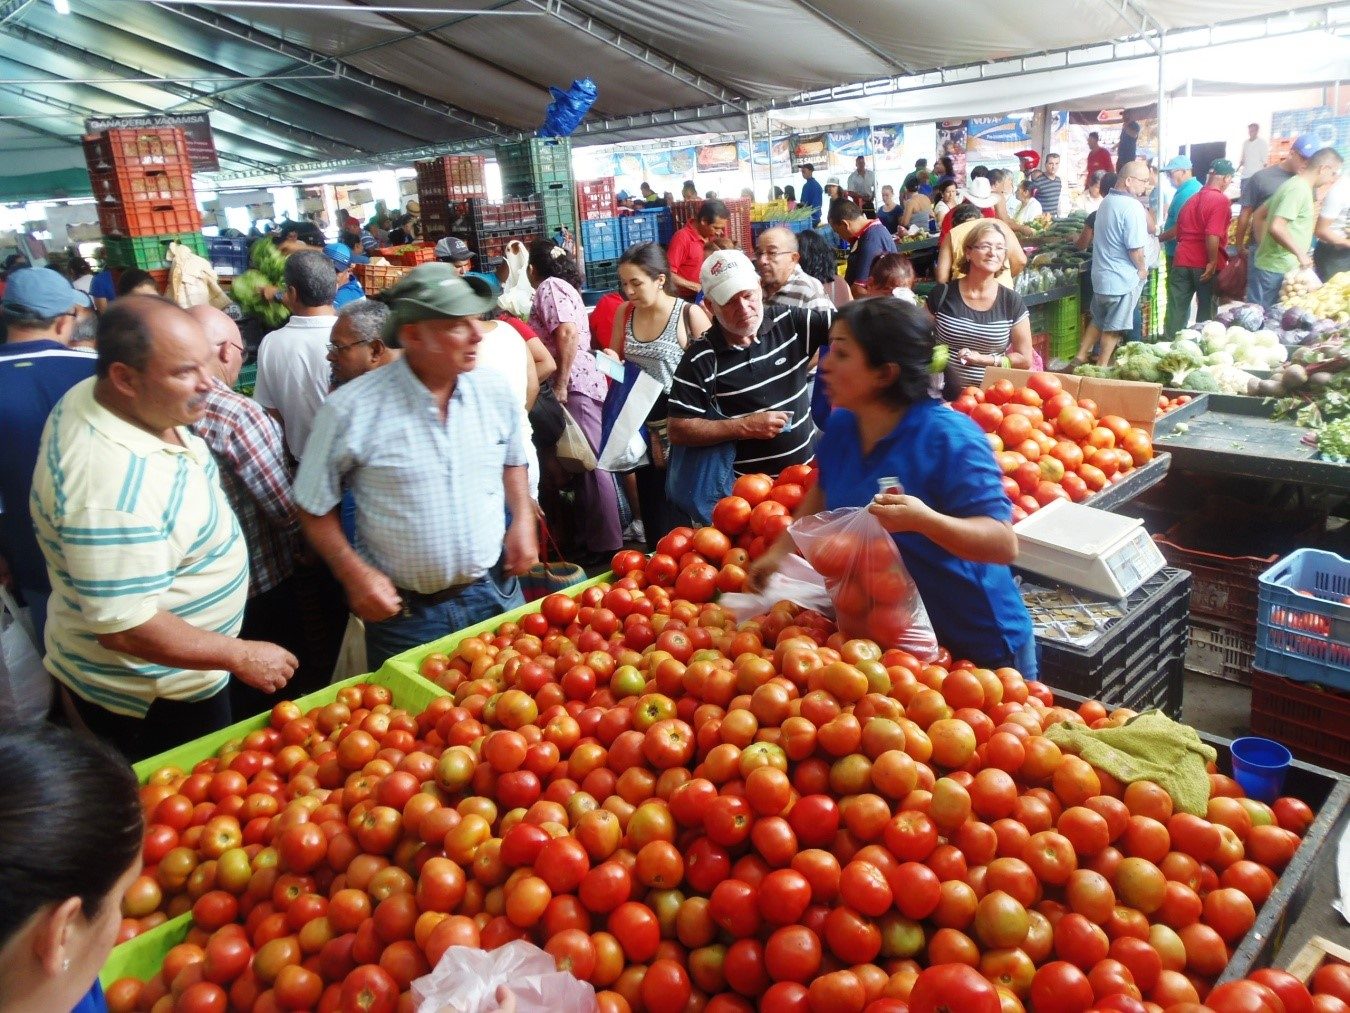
{"left": 0, "top": 727, "right": 143, "bottom": 1013}
{"left": 748, "top": 298, "right": 1036, "bottom": 676}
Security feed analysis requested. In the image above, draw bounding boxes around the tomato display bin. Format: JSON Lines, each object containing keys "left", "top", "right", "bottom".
{"left": 1032, "top": 567, "right": 1190, "bottom": 718}
{"left": 377, "top": 572, "right": 611, "bottom": 683}
{"left": 130, "top": 667, "right": 445, "bottom": 785}
{"left": 103, "top": 668, "right": 446, "bottom": 984}
{"left": 1049, "top": 688, "right": 1350, "bottom": 986}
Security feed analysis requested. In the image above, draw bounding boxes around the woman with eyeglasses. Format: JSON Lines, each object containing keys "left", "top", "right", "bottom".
{"left": 927, "top": 221, "right": 1033, "bottom": 395}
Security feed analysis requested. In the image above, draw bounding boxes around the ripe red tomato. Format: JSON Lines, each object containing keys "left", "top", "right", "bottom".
{"left": 908, "top": 963, "right": 1000, "bottom": 1013}
{"left": 539, "top": 592, "right": 578, "bottom": 627}
{"left": 674, "top": 562, "right": 719, "bottom": 603}
{"left": 339, "top": 964, "right": 399, "bottom": 1013}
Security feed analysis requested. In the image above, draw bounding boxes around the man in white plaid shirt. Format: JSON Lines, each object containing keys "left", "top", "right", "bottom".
{"left": 294, "top": 265, "right": 540, "bottom": 668}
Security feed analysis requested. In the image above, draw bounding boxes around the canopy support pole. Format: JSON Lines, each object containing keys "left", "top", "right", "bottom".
{"left": 747, "top": 113, "right": 758, "bottom": 199}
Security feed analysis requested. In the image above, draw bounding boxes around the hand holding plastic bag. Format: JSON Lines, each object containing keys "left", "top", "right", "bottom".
{"left": 412, "top": 941, "right": 595, "bottom": 1013}
{"left": 720, "top": 553, "right": 835, "bottom": 621}
{"left": 790, "top": 507, "right": 938, "bottom": 659}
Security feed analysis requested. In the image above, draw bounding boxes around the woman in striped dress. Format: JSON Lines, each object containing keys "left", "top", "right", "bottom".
{"left": 925, "top": 221, "right": 1034, "bottom": 397}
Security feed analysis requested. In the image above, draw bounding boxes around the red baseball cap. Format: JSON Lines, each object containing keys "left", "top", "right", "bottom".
{"left": 1015, "top": 150, "right": 1040, "bottom": 170}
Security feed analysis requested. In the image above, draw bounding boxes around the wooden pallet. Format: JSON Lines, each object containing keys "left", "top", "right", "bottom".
{"left": 1286, "top": 935, "right": 1350, "bottom": 983}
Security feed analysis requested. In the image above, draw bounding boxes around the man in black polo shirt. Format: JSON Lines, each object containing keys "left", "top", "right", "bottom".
{"left": 668, "top": 250, "right": 832, "bottom": 480}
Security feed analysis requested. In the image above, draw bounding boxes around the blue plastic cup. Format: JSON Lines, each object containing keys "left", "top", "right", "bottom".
{"left": 1229, "top": 736, "right": 1293, "bottom": 803}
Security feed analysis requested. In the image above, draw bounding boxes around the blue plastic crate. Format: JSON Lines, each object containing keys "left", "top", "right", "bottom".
{"left": 636, "top": 207, "right": 674, "bottom": 245}
{"left": 1255, "top": 548, "right": 1350, "bottom": 691}
{"left": 619, "top": 213, "right": 659, "bottom": 249}
{"left": 206, "top": 236, "right": 253, "bottom": 276}
{"left": 581, "top": 218, "right": 621, "bottom": 262}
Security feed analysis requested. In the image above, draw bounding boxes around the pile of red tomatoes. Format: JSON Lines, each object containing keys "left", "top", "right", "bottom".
{"left": 951, "top": 373, "right": 1155, "bottom": 523}
{"left": 110, "top": 573, "right": 1322, "bottom": 1013}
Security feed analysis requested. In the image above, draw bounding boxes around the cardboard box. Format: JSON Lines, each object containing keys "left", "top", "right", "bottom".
{"left": 980, "top": 367, "right": 1162, "bottom": 437}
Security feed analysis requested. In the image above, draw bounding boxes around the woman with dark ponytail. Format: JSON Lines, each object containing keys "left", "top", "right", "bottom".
{"left": 746, "top": 299, "right": 1035, "bottom": 678}
{"left": 527, "top": 239, "right": 623, "bottom": 561}
{"left": 0, "top": 725, "right": 142, "bottom": 1013}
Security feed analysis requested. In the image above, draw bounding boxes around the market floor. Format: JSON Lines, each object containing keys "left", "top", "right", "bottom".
{"left": 1182, "top": 669, "right": 1252, "bottom": 739}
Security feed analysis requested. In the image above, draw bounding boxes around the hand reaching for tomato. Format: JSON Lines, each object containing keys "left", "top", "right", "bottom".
{"left": 867, "top": 492, "right": 936, "bottom": 536}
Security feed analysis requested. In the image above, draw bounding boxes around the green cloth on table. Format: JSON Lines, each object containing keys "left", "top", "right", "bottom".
{"left": 1045, "top": 710, "right": 1217, "bottom": 815}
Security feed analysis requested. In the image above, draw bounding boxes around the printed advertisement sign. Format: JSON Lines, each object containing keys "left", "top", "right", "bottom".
{"left": 86, "top": 113, "right": 219, "bottom": 172}
{"left": 869, "top": 124, "right": 906, "bottom": 170}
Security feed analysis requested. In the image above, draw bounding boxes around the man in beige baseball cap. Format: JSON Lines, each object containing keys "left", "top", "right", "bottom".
{"left": 294, "top": 263, "right": 539, "bottom": 669}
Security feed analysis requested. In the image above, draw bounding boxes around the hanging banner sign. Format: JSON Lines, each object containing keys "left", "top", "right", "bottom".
{"left": 792, "top": 133, "right": 828, "bottom": 165}
{"left": 696, "top": 141, "right": 740, "bottom": 172}
{"left": 738, "top": 137, "right": 793, "bottom": 176}
{"left": 826, "top": 127, "right": 870, "bottom": 171}
{"left": 85, "top": 113, "right": 219, "bottom": 172}
{"left": 936, "top": 120, "right": 968, "bottom": 181}
{"left": 967, "top": 114, "right": 1034, "bottom": 145}
{"left": 869, "top": 124, "right": 906, "bottom": 170}
{"left": 611, "top": 152, "right": 645, "bottom": 178}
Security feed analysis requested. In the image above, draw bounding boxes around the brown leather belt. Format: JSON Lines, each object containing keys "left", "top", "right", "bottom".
{"left": 396, "top": 581, "right": 473, "bottom": 610}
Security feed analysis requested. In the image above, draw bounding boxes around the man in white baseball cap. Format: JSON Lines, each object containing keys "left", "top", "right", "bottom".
{"left": 666, "top": 250, "right": 834, "bottom": 511}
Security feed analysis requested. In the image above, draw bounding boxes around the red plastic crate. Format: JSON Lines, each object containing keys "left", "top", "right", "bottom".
{"left": 416, "top": 155, "right": 487, "bottom": 201}
{"left": 91, "top": 165, "right": 194, "bottom": 205}
{"left": 477, "top": 230, "right": 543, "bottom": 263}
{"left": 1250, "top": 670, "right": 1350, "bottom": 774}
{"left": 671, "top": 197, "right": 752, "bottom": 254}
{"left": 97, "top": 199, "right": 202, "bottom": 237}
{"left": 385, "top": 244, "right": 437, "bottom": 267}
{"left": 576, "top": 177, "right": 616, "bottom": 221}
{"left": 101, "top": 128, "right": 191, "bottom": 170}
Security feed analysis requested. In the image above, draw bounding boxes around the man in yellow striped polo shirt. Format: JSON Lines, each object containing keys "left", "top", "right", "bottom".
{"left": 30, "top": 297, "right": 298, "bottom": 761}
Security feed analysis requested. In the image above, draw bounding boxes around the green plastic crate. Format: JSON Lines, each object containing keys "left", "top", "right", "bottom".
{"left": 103, "top": 232, "right": 206, "bottom": 271}
{"left": 1029, "top": 292, "right": 1081, "bottom": 361}
{"left": 131, "top": 667, "right": 445, "bottom": 783}
{"left": 496, "top": 138, "right": 573, "bottom": 197}
{"left": 379, "top": 572, "right": 612, "bottom": 682}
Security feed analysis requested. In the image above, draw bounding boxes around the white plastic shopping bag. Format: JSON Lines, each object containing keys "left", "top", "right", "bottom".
{"left": 720, "top": 553, "right": 836, "bottom": 621}
{"left": 0, "top": 587, "right": 51, "bottom": 723}
{"left": 411, "top": 940, "right": 595, "bottom": 1013}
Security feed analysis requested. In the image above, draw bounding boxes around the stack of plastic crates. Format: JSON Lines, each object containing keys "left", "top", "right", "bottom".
{"left": 463, "top": 198, "right": 544, "bottom": 266}
{"left": 86, "top": 126, "right": 202, "bottom": 290}
{"left": 633, "top": 206, "right": 674, "bottom": 245}
{"left": 619, "top": 213, "right": 660, "bottom": 249}
{"left": 1028, "top": 292, "right": 1082, "bottom": 361}
{"left": 86, "top": 127, "right": 200, "bottom": 236}
{"left": 416, "top": 156, "right": 486, "bottom": 240}
{"left": 496, "top": 137, "right": 572, "bottom": 196}
{"left": 1251, "top": 548, "right": 1350, "bottom": 771}
{"left": 576, "top": 178, "right": 616, "bottom": 222}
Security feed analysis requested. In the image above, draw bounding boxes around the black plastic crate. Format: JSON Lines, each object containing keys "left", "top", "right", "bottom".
{"left": 584, "top": 258, "right": 619, "bottom": 292}
{"left": 1034, "top": 567, "right": 1192, "bottom": 718}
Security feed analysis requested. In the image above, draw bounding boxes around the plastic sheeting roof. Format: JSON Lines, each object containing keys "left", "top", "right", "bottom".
{"left": 0, "top": 0, "right": 1342, "bottom": 185}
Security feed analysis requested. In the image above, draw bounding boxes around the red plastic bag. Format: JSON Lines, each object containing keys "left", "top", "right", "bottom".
{"left": 790, "top": 507, "right": 938, "bottom": 659}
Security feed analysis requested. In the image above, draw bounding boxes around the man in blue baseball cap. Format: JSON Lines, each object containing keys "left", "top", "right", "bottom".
{"left": 1158, "top": 155, "right": 1200, "bottom": 267}
{"left": 1235, "top": 133, "right": 1320, "bottom": 264}
{"left": 323, "top": 242, "right": 365, "bottom": 309}
{"left": 0, "top": 268, "right": 97, "bottom": 651}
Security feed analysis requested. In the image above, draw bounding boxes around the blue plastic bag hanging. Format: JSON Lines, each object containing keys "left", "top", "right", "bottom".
{"left": 538, "top": 79, "right": 598, "bottom": 138}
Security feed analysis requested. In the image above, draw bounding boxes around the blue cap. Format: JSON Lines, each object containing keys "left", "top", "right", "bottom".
{"left": 616, "top": 190, "right": 631, "bottom": 201}
{"left": 322, "top": 242, "right": 352, "bottom": 269}
{"left": 1293, "top": 133, "right": 1320, "bottom": 158}
{"left": 1162, "top": 155, "right": 1192, "bottom": 171}
{"left": 2, "top": 267, "right": 89, "bottom": 317}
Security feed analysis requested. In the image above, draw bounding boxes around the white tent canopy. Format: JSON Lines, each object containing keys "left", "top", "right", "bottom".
{"left": 0, "top": 0, "right": 1343, "bottom": 184}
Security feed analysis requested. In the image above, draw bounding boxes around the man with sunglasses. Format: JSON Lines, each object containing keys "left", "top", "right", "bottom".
{"left": 0, "top": 268, "right": 96, "bottom": 647}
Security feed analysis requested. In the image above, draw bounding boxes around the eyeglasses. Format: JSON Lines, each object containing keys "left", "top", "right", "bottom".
{"left": 327, "top": 338, "right": 373, "bottom": 354}
{"left": 969, "top": 244, "right": 1006, "bottom": 255}
{"left": 755, "top": 250, "right": 793, "bottom": 260}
